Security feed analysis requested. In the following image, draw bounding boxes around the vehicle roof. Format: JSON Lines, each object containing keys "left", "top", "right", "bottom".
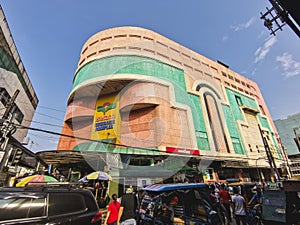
{"left": 142, "top": 183, "right": 209, "bottom": 192}
{"left": 0, "top": 183, "right": 93, "bottom": 194}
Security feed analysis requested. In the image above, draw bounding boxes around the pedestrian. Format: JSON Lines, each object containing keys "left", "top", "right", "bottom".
{"left": 219, "top": 183, "right": 232, "bottom": 223}
{"left": 104, "top": 193, "right": 120, "bottom": 225}
{"left": 117, "top": 187, "right": 138, "bottom": 225}
{"left": 210, "top": 184, "right": 223, "bottom": 223}
{"left": 165, "top": 195, "right": 184, "bottom": 225}
{"left": 209, "top": 184, "right": 220, "bottom": 204}
{"left": 248, "top": 186, "right": 263, "bottom": 205}
{"left": 248, "top": 186, "right": 263, "bottom": 219}
{"left": 231, "top": 186, "right": 246, "bottom": 225}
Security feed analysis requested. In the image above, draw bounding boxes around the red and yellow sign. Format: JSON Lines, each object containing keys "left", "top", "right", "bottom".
{"left": 166, "top": 147, "right": 200, "bottom": 155}
{"left": 91, "top": 94, "right": 120, "bottom": 142}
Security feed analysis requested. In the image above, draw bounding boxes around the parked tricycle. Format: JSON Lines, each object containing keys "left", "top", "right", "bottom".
{"left": 138, "top": 183, "right": 222, "bottom": 225}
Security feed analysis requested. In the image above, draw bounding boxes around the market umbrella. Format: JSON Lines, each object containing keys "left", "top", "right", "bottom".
{"left": 78, "top": 171, "right": 112, "bottom": 201}
{"left": 16, "top": 175, "right": 58, "bottom": 187}
{"left": 78, "top": 171, "right": 112, "bottom": 183}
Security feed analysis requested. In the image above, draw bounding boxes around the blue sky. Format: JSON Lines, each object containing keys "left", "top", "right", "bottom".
{"left": 1, "top": 1, "right": 299, "bottom": 151}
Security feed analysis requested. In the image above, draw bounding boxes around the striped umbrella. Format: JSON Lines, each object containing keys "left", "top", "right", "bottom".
{"left": 78, "top": 171, "right": 112, "bottom": 182}
{"left": 16, "top": 175, "right": 58, "bottom": 187}
{"left": 78, "top": 171, "right": 112, "bottom": 200}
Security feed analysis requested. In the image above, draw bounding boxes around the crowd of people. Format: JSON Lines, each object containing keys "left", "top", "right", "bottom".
{"left": 102, "top": 186, "right": 185, "bottom": 225}
{"left": 209, "top": 183, "right": 263, "bottom": 225}
{"left": 102, "top": 183, "right": 264, "bottom": 225}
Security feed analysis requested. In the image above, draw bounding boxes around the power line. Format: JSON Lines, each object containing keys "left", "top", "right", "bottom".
{"left": 4, "top": 119, "right": 285, "bottom": 162}
{"left": 16, "top": 100, "right": 66, "bottom": 114}
{"left": 16, "top": 123, "right": 222, "bottom": 158}
{"left": 37, "top": 105, "right": 66, "bottom": 113}
{"left": 34, "top": 112, "right": 64, "bottom": 121}
{"left": 24, "top": 119, "right": 64, "bottom": 129}
{"left": 16, "top": 123, "right": 166, "bottom": 154}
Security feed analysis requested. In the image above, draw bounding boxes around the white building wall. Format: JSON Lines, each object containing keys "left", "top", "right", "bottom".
{"left": 0, "top": 68, "right": 35, "bottom": 142}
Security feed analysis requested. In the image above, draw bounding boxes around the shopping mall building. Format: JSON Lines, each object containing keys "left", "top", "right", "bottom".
{"left": 57, "top": 26, "right": 288, "bottom": 188}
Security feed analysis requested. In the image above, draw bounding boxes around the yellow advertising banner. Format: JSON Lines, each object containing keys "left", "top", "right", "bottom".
{"left": 91, "top": 94, "right": 120, "bottom": 143}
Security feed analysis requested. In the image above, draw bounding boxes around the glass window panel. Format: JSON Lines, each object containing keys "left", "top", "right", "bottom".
{"left": 48, "top": 193, "right": 86, "bottom": 216}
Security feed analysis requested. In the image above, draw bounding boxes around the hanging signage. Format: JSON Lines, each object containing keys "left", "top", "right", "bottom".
{"left": 166, "top": 147, "right": 200, "bottom": 155}
{"left": 91, "top": 94, "right": 120, "bottom": 143}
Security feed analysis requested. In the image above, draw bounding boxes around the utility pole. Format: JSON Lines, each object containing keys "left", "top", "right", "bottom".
{"left": 258, "top": 124, "right": 281, "bottom": 181}
{"left": 0, "top": 89, "right": 19, "bottom": 173}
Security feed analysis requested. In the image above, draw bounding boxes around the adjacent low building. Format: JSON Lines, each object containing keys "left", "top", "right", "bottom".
{"left": 57, "top": 26, "right": 287, "bottom": 189}
{"left": 274, "top": 113, "right": 300, "bottom": 177}
{"left": 0, "top": 5, "right": 44, "bottom": 185}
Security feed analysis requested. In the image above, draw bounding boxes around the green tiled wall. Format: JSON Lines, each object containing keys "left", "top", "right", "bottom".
{"left": 226, "top": 88, "right": 281, "bottom": 158}
{"left": 74, "top": 55, "right": 211, "bottom": 151}
{"left": 74, "top": 56, "right": 280, "bottom": 158}
{"left": 222, "top": 104, "right": 245, "bottom": 154}
{"left": 188, "top": 94, "right": 209, "bottom": 150}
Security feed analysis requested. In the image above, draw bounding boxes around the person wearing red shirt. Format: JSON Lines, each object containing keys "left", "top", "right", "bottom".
{"left": 104, "top": 194, "right": 120, "bottom": 225}
{"left": 219, "top": 183, "right": 232, "bottom": 223}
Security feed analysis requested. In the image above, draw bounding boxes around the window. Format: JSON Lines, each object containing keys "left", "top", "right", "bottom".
{"left": 115, "top": 34, "right": 127, "bottom": 38}
{"left": 48, "top": 193, "right": 86, "bottom": 216}
{"left": 0, "top": 88, "right": 24, "bottom": 123}
{"left": 89, "top": 40, "right": 99, "bottom": 47}
{"left": 248, "top": 144, "right": 253, "bottom": 152}
{"left": 28, "top": 197, "right": 47, "bottom": 218}
{"left": 0, "top": 87, "right": 10, "bottom": 106}
{"left": 12, "top": 104, "right": 24, "bottom": 124}
{"left": 0, "top": 196, "right": 46, "bottom": 221}
{"left": 235, "top": 95, "right": 243, "bottom": 106}
{"left": 0, "top": 198, "right": 30, "bottom": 220}
{"left": 228, "top": 75, "right": 234, "bottom": 80}
{"left": 259, "top": 105, "right": 265, "bottom": 115}
{"left": 256, "top": 145, "right": 260, "bottom": 153}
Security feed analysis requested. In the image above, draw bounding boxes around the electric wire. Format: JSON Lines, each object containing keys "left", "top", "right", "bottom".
{"left": 17, "top": 122, "right": 281, "bottom": 162}
{"left": 34, "top": 112, "right": 64, "bottom": 121}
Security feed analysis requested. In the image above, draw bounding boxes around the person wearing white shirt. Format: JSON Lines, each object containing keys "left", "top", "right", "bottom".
{"left": 231, "top": 187, "right": 246, "bottom": 225}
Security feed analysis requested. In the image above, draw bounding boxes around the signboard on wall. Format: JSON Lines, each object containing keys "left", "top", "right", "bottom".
{"left": 166, "top": 147, "right": 200, "bottom": 155}
{"left": 137, "top": 178, "right": 152, "bottom": 188}
{"left": 91, "top": 94, "right": 120, "bottom": 143}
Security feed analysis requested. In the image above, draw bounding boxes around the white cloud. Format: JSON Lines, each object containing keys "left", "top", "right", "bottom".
{"left": 231, "top": 17, "right": 256, "bottom": 31}
{"left": 222, "top": 35, "right": 228, "bottom": 42}
{"left": 276, "top": 52, "right": 300, "bottom": 78}
{"left": 254, "top": 36, "right": 277, "bottom": 63}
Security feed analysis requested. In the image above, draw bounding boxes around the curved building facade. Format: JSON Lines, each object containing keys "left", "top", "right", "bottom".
{"left": 57, "top": 26, "right": 287, "bottom": 185}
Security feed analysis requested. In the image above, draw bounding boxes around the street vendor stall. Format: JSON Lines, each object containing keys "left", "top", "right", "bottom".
{"left": 78, "top": 171, "right": 112, "bottom": 208}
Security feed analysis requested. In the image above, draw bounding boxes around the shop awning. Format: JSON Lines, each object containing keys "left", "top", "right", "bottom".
{"left": 35, "top": 150, "right": 105, "bottom": 167}
{"left": 72, "top": 141, "right": 160, "bottom": 156}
